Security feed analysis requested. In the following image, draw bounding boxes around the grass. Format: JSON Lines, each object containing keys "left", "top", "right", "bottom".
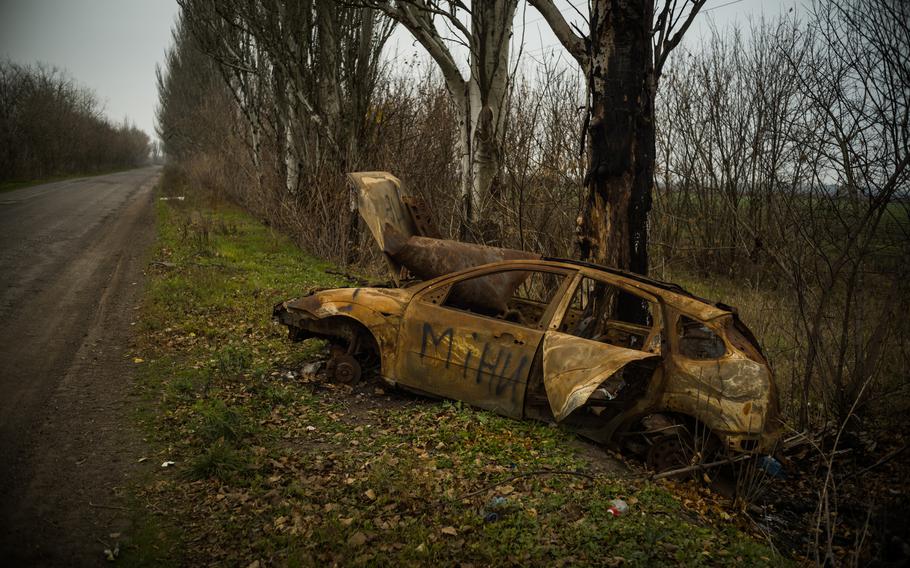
{"left": 186, "top": 439, "right": 249, "bottom": 482}
{"left": 125, "top": 181, "right": 789, "bottom": 566}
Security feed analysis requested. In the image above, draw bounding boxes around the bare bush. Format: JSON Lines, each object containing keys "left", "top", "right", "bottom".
{"left": 653, "top": 3, "right": 909, "bottom": 431}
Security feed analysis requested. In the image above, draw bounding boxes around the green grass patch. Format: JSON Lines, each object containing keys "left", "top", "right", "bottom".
{"left": 186, "top": 440, "right": 250, "bottom": 482}
{"left": 128, "top": 182, "right": 787, "bottom": 566}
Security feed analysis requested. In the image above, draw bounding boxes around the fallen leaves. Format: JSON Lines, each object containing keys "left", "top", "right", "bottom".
{"left": 347, "top": 531, "right": 367, "bottom": 547}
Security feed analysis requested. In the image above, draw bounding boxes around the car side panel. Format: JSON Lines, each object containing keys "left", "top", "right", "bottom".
{"left": 661, "top": 308, "right": 777, "bottom": 451}
{"left": 394, "top": 299, "right": 543, "bottom": 418}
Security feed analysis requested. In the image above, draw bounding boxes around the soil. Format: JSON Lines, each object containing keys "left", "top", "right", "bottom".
{"left": 0, "top": 168, "right": 159, "bottom": 565}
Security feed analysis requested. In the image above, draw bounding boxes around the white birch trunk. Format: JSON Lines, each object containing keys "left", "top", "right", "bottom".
{"left": 284, "top": 89, "right": 300, "bottom": 195}
{"left": 316, "top": 0, "right": 342, "bottom": 162}
{"left": 384, "top": 0, "right": 516, "bottom": 235}
{"left": 467, "top": 0, "right": 516, "bottom": 232}
{"left": 450, "top": 82, "right": 473, "bottom": 235}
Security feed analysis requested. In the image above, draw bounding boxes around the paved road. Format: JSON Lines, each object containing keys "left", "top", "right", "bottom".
{"left": 0, "top": 167, "right": 159, "bottom": 565}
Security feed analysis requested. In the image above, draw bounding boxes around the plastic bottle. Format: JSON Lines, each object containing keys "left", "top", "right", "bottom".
{"left": 608, "top": 499, "right": 629, "bottom": 517}
{"left": 482, "top": 496, "right": 510, "bottom": 522}
{"left": 757, "top": 455, "right": 784, "bottom": 478}
{"left": 489, "top": 496, "right": 509, "bottom": 508}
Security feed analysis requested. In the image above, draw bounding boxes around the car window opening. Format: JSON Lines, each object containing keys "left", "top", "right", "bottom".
{"left": 441, "top": 270, "right": 565, "bottom": 328}
{"left": 678, "top": 315, "right": 727, "bottom": 359}
{"left": 560, "top": 276, "right": 660, "bottom": 352}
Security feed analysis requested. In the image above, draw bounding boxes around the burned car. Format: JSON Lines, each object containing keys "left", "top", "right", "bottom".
{"left": 273, "top": 173, "right": 781, "bottom": 470}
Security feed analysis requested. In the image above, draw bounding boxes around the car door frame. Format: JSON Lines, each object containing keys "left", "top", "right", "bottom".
{"left": 393, "top": 262, "right": 576, "bottom": 418}
{"left": 538, "top": 269, "right": 665, "bottom": 422}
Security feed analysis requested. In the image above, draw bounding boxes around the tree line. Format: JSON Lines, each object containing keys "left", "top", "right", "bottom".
{"left": 0, "top": 61, "right": 151, "bottom": 183}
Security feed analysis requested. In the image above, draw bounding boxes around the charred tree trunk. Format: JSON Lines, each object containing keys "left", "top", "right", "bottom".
{"left": 531, "top": 0, "right": 705, "bottom": 280}
{"left": 578, "top": 0, "right": 654, "bottom": 277}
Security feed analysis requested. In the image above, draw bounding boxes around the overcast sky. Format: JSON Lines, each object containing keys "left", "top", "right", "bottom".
{"left": 0, "top": 0, "right": 181, "bottom": 141}
{"left": 1, "top": 0, "right": 806, "bottom": 144}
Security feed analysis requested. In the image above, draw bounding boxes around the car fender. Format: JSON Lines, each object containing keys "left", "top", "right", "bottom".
{"left": 275, "top": 287, "right": 411, "bottom": 375}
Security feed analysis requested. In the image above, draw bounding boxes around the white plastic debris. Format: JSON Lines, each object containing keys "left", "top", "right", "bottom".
{"left": 301, "top": 361, "right": 323, "bottom": 376}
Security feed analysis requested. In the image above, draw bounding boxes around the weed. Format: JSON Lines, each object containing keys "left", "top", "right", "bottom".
{"left": 259, "top": 384, "right": 295, "bottom": 405}
{"left": 186, "top": 440, "right": 247, "bottom": 482}
{"left": 193, "top": 399, "right": 247, "bottom": 443}
{"left": 214, "top": 345, "right": 251, "bottom": 378}
{"left": 166, "top": 375, "right": 195, "bottom": 398}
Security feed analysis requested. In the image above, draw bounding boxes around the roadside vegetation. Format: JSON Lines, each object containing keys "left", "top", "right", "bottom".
{"left": 0, "top": 166, "right": 142, "bottom": 194}
{"left": 128, "top": 176, "right": 784, "bottom": 566}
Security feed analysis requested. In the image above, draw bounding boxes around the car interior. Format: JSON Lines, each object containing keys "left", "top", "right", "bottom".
{"left": 558, "top": 276, "right": 660, "bottom": 353}
{"left": 441, "top": 270, "right": 565, "bottom": 328}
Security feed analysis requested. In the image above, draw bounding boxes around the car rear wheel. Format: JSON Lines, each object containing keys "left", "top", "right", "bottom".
{"left": 638, "top": 414, "right": 720, "bottom": 478}
{"left": 647, "top": 433, "right": 695, "bottom": 474}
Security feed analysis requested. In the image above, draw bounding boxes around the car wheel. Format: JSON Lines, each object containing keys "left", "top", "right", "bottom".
{"left": 330, "top": 353, "right": 362, "bottom": 384}
{"left": 646, "top": 433, "right": 696, "bottom": 476}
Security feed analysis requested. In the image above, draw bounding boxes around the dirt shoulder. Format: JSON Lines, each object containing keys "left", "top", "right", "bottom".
{"left": 0, "top": 168, "right": 159, "bottom": 565}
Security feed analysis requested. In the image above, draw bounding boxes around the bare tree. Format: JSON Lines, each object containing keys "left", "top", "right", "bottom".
{"left": 651, "top": 2, "right": 909, "bottom": 433}
{"left": 529, "top": 0, "right": 705, "bottom": 280}
{"left": 178, "top": 0, "right": 392, "bottom": 194}
{"left": 781, "top": 0, "right": 909, "bottom": 429}
{"left": 373, "top": 0, "right": 517, "bottom": 240}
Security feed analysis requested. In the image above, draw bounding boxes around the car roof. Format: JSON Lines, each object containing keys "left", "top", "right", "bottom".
{"left": 433, "top": 257, "right": 732, "bottom": 322}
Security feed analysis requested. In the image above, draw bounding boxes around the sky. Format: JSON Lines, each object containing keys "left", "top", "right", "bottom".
{"left": 387, "top": 0, "right": 808, "bottom": 77}
{"left": 1, "top": 0, "right": 807, "bottom": 144}
{"left": 0, "top": 0, "right": 181, "bottom": 141}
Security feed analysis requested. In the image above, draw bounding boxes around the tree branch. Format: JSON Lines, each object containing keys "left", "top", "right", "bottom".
{"left": 653, "top": 0, "right": 707, "bottom": 81}
{"left": 373, "top": 1, "right": 467, "bottom": 92}
{"left": 527, "top": 0, "right": 589, "bottom": 69}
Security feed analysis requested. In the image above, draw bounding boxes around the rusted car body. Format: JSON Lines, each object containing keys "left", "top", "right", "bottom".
{"left": 274, "top": 259, "right": 780, "bottom": 457}
{"left": 273, "top": 172, "right": 781, "bottom": 466}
